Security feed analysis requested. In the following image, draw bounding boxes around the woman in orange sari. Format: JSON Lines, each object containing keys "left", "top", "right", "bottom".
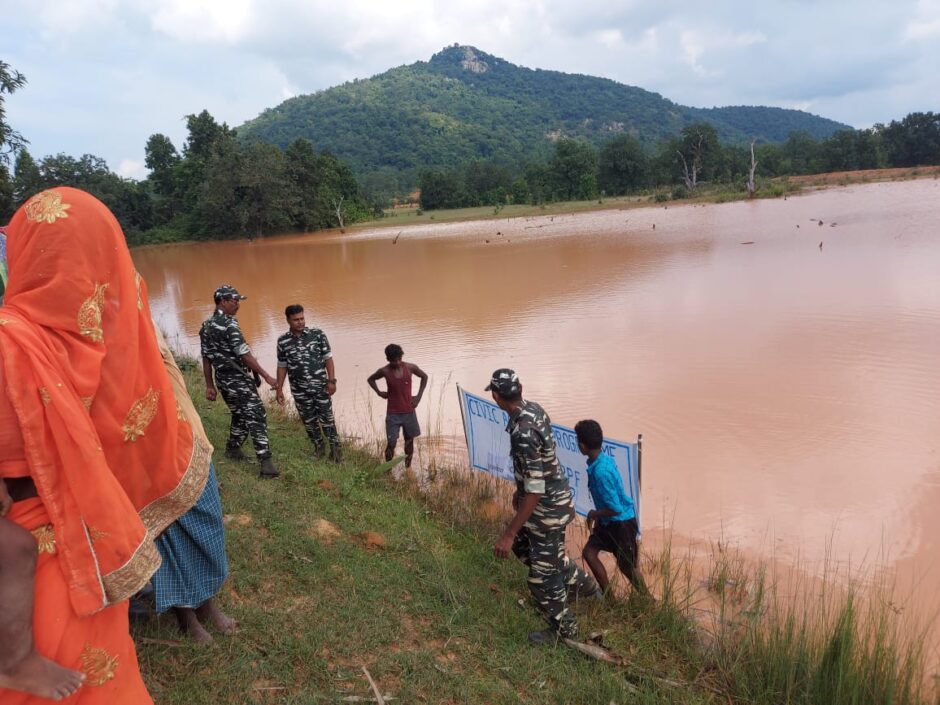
{"left": 0, "top": 187, "right": 211, "bottom": 703}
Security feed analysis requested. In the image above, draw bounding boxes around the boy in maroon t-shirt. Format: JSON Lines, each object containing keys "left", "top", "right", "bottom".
{"left": 367, "top": 344, "right": 428, "bottom": 469}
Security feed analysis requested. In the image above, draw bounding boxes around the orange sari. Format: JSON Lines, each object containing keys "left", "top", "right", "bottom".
{"left": 0, "top": 188, "right": 211, "bottom": 703}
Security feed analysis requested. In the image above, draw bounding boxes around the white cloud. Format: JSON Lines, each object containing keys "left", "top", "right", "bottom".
{"left": 906, "top": 0, "right": 940, "bottom": 38}
{"left": 117, "top": 158, "right": 147, "bottom": 179}
{"left": 596, "top": 29, "right": 624, "bottom": 49}
{"left": 2, "top": 0, "right": 938, "bottom": 171}
{"left": 148, "top": 0, "right": 252, "bottom": 43}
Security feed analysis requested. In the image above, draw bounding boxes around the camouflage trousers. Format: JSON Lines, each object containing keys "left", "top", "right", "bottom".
{"left": 512, "top": 525, "right": 599, "bottom": 638}
{"left": 218, "top": 373, "right": 271, "bottom": 460}
{"left": 293, "top": 385, "right": 340, "bottom": 454}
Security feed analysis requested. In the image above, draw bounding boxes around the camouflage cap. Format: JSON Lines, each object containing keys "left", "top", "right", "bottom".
{"left": 485, "top": 368, "right": 521, "bottom": 396}
{"left": 214, "top": 284, "right": 247, "bottom": 302}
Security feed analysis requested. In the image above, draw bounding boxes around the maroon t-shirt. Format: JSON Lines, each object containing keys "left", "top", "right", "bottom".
{"left": 383, "top": 365, "right": 414, "bottom": 415}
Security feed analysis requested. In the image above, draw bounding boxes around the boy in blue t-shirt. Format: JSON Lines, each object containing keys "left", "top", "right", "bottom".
{"left": 575, "top": 419, "right": 647, "bottom": 594}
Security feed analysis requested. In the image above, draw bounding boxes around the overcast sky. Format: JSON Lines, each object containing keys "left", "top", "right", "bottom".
{"left": 3, "top": 0, "right": 939, "bottom": 179}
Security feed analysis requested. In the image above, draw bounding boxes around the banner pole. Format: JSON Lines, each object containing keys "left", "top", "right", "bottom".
{"left": 637, "top": 433, "right": 643, "bottom": 491}
{"left": 637, "top": 433, "right": 643, "bottom": 532}
{"left": 456, "top": 383, "right": 471, "bottom": 459}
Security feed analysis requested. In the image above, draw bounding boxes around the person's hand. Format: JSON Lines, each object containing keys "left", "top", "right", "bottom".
{"left": 493, "top": 531, "right": 515, "bottom": 559}
{"left": 276, "top": 388, "right": 285, "bottom": 405}
{"left": 586, "top": 510, "right": 597, "bottom": 533}
{"left": 412, "top": 395, "right": 422, "bottom": 408}
{"left": 206, "top": 386, "right": 218, "bottom": 402}
{"left": 262, "top": 372, "right": 277, "bottom": 388}
{"left": 327, "top": 381, "right": 337, "bottom": 397}
{"left": 377, "top": 390, "right": 388, "bottom": 400}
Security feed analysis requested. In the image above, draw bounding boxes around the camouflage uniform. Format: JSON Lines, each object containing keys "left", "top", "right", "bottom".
{"left": 507, "top": 399, "right": 599, "bottom": 638}
{"left": 199, "top": 309, "right": 271, "bottom": 460}
{"left": 276, "top": 326, "right": 340, "bottom": 456}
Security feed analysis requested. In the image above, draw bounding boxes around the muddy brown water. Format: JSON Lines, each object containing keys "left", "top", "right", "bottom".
{"left": 134, "top": 179, "right": 940, "bottom": 661}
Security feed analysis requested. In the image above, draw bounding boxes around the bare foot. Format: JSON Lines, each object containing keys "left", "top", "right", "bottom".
{"left": 196, "top": 599, "right": 237, "bottom": 635}
{"left": 0, "top": 649, "right": 85, "bottom": 701}
{"left": 174, "top": 607, "right": 213, "bottom": 645}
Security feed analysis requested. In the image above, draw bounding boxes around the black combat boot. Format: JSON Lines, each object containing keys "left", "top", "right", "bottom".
{"left": 259, "top": 457, "right": 279, "bottom": 479}
{"left": 224, "top": 445, "right": 247, "bottom": 461}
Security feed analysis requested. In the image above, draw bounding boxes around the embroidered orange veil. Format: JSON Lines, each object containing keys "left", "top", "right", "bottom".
{"left": 0, "top": 187, "right": 210, "bottom": 617}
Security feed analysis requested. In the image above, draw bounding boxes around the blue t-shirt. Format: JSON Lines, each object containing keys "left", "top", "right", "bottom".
{"left": 586, "top": 452, "right": 635, "bottom": 525}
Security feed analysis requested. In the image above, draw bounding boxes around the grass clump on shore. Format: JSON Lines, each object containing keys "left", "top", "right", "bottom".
{"left": 134, "top": 368, "right": 938, "bottom": 704}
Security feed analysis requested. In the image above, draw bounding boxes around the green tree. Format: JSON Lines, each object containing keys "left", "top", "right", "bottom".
{"left": 878, "top": 112, "right": 940, "bottom": 167}
{"left": 0, "top": 61, "right": 27, "bottom": 166}
{"left": 0, "top": 164, "right": 12, "bottom": 220}
{"left": 284, "top": 138, "right": 322, "bottom": 231}
{"left": 510, "top": 176, "right": 530, "bottom": 205}
{"left": 523, "top": 163, "right": 551, "bottom": 204}
{"left": 549, "top": 139, "right": 597, "bottom": 201}
{"left": 33, "top": 153, "right": 153, "bottom": 239}
{"left": 312, "top": 150, "right": 368, "bottom": 229}
{"left": 781, "top": 131, "right": 823, "bottom": 174}
{"left": 12, "top": 149, "right": 42, "bottom": 205}
{"left": 462, "top": 161, "right": 511, "bottom": 206}
{"left": 197, "top": 136, "right": 245, "bottom": 237}
{"left": 598, "top": 135, "right": 648, "bottom": 194}
{"left": 144, "top": 133, "right": 181, "bottom": 197}
{"left": 1, "top": 61, "right": 27, "bottom": 221}
{"left": 239, "top": 141, "right": 292, "bottom": 238}
{"left": 418, "top": 168, "right": 464, "bottom": 210}
{"left": 177, "top": 110, "right": 237, "bottom": 210}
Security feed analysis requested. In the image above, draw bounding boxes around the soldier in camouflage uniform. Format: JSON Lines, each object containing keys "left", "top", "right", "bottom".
{"left": 488, "top": 368, "right": 600, "bottom": 644}
{"left": 200, "top": 284, "right": 279, "bottom": 478}
{"left": 275, "top": 304, "right": 342, "bottom": 461}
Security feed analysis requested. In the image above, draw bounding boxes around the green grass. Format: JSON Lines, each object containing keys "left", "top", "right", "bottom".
{"left": 134, "top": 369, "right": 938, "bottom": 704}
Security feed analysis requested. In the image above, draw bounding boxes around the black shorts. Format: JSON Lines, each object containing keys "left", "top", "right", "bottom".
{"left": 586, "top": 518, "right": 639, "bottom": 571}
{"left": 385, "top": 411, "right": 421, "bottom": 443}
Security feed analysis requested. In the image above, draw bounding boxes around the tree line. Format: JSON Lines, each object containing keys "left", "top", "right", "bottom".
{"left": 3, "top": 61, "right": 940, "bottom": 237}
{"left": 417, "top": 113, "right": 940, "bottom": 210}
{"left": 1, "top": 65, "right": 370, "bottom": 244}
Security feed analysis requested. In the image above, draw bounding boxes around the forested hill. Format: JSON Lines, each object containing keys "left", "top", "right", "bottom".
{"left": 238, "top": 45, "right": 849, "bottom": 177}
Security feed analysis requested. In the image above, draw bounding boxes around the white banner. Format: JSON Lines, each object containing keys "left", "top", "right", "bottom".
{"left": 457, "top": 385, "right": 640, "bottom": 527}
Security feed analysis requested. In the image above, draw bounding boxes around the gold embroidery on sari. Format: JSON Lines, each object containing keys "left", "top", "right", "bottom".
{"left": 122, "top": 387, "right": 160, "bottom": 441}
{"left": 24, "top": 190, "right": 71, "bottom": 224}
{"left": 39, "top": 387, "right": 51, "bottom": 406}
{"left": 81, "top": 395, "right": 94, "bottom": 410}
{"left": 78, "top": 282, "right": 109, "bottom": 342}
{"left": 176, "top": 400, "right": 186, "bottom": 421}
{"left": 102, "top": 434, "right": 212, "bottom": 606}
{"left": 134, "top": 271, "right": 143, "bottom": 310}
{"left": 0, "top": 318, "right": 10, "bottom": 325}
{"left": 32, "top": 525, "right": 56, "bottom": 554}
{"left": 80, "top": 645, "right": 118, "bottom": 686}
{"left": 87, "top": 525, "right": 109, "bottom": 544}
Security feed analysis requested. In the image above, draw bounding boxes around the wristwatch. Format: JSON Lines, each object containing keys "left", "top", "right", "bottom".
{"left": 328, "top": 378, "right": 337, "bottom": 384}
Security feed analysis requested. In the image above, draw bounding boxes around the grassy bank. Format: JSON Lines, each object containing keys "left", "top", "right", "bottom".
{"left": 134, "top": 369, "right": 938, "bottom": 704}
{"left": 368, "top": 166, "right": 940, "bottom": 231}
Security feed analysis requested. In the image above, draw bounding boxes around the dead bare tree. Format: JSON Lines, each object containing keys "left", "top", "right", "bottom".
{"left": 746, "top": 139, "right": 758, "bottom": 198}
{"left": 332, "top": 195, "right": 346, "bottom": 233}
{"left": 678, "top": 132, "right": 705, "bottom": 193}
